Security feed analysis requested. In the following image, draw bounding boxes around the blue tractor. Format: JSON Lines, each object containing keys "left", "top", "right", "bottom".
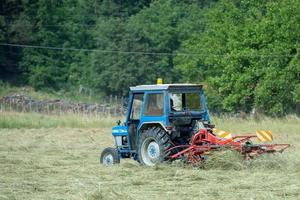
{"left": 100, "top": 83, "right": 211, "bottom": 166}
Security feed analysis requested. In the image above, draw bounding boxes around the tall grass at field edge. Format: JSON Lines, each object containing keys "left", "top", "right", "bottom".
{"left": 1, "top": 111, "right": 300, "bottom": 129}
{"left": 0, "top": 111, "right": 120, "bottom": 128}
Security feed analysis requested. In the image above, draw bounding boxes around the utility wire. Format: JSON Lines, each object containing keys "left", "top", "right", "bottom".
{"left": 0, "top": 43, "right": 201, "bottom": 56}
{"left": 7, "top": 24, "right": 97, "bottom": 28}
{"left": 0, "top": 43, "right": 296, "bottom": 58}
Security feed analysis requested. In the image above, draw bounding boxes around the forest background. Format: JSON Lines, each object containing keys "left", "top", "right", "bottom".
{"left": 1, "top": 0, "right": 299, "bottom": 115}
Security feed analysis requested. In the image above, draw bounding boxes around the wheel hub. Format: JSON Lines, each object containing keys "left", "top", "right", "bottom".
{"left": 103, "top": 154, "right": 113, "bottom": 166}
{"left": 147, "top": 141, "right": 160, "bottom": 159}
{"left": 141, "top": 137, "right": 161, "bottom": 166}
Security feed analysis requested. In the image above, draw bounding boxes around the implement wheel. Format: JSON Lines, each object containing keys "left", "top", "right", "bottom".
{"left": 100, "top": 147, "right": 120, "bottom": 166}
{"left": 138, "top": 127, "right": 172, "bottom": 166}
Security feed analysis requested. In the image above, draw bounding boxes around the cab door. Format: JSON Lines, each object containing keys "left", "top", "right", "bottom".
{"left": 126, "top": 93, "right": 144, "bottom": 150}
{"left": 139, "top": 91, "right": 168, "bottom": 126}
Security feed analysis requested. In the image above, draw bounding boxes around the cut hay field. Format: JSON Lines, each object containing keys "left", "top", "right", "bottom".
{"left": 0, "top": 112, "right": 300, "bottom": 200}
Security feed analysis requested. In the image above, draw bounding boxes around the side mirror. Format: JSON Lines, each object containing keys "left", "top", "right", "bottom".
{"left": 208, "top": 124, "right": 215, "bottom": 129}
{"left": 117, "top": 120, "right": 121, "bottom": 125}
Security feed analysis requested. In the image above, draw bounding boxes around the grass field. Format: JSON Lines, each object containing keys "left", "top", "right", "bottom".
{"left": 0, "top": 112, "right": 300, "bottom": 199}
{"left": 0, "top": 112, "right": 119, "bottom": 129}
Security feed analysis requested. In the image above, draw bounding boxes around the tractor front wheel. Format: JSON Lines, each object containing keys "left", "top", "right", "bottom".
{"left": 138, "top": 127, "right": 172, "bottom": 166}
{"left": 100, "top": 147, "right": 120, "bottom": 166}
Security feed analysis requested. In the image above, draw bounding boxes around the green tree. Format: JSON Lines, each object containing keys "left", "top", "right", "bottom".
{"left": 176, "top": 0, "right": 300, "bottom": 115}
{"left": 91, "top": 0, "right": 212, "bottom": 95}
{"left": 20, "top": 0, "right": 96, "bottom": 90}
{"left": 0, "top": 0, "right": 32, "bottom": 83}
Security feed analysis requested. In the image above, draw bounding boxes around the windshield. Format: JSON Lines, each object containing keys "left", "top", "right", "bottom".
{"left": 170, "top": 92, "right": 202, "bottom": 112}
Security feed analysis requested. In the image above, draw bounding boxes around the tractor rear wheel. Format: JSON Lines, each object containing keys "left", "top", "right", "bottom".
{"left": 100, "top": 147, "right": 120, "bottom": 166}
{"left": 138, "top": 127, "right": 172, "bottom": 166}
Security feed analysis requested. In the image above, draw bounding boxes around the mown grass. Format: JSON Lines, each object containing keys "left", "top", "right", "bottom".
{"left": 0, "top": 113, "right": 299, "bottom": 200}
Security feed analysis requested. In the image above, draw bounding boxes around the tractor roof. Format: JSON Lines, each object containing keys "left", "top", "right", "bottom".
{"left": 130, "top": 84, "right": 203, "bottom": 92}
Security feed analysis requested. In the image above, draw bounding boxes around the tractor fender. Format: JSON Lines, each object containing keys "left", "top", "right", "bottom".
{"left": 138, "top": 122, "right": 169, "bottom": 134}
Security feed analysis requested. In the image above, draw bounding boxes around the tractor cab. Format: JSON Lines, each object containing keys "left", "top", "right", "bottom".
{"left": 101, "top": 84, "right": 211, "bottom": 166}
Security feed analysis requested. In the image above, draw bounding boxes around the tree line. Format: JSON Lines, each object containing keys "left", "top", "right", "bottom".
{"left": 0, "top": 0, "right": 299, "bottom": 115}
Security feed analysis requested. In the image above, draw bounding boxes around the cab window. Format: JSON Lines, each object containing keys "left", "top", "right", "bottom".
{"left": 130, "top": 94, "right": 144, "bottom": 120}
{"left": 170, "top": 92, "right": 201, "bottom": 112}
{"left": 144, "top": 93, "right": 164, "bottom": 116}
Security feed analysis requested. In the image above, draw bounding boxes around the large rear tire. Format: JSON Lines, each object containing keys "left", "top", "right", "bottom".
{"left": 138, "top": 127, "right": 172, "bottom": 166}
{"left": 100, "top": 147, "right": 120, "bottom": 166}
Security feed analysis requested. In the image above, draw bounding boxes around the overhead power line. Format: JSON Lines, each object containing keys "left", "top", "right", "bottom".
{"left": 0, "top": 43, "right": 199, "bottom": 56}
{"left": 0, "top": 43, "right": 296, "bottom": 58}
{"left": 0, "top": 43, "right": 179, "bottom": 55}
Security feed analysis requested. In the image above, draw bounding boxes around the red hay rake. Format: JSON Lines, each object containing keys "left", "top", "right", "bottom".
{"left": 166, "top": 129, "right": 290, "bottom": 166}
